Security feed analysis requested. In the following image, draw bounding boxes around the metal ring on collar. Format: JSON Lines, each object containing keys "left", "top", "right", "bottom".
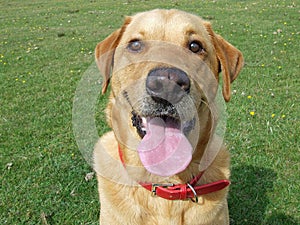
{"left": 187, "top": 183, "right": 198, "bottom": 203}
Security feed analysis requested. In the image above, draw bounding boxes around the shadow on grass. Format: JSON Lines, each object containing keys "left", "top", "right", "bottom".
{"left": 229, "top": 165, "right": 297, "bottom": 225}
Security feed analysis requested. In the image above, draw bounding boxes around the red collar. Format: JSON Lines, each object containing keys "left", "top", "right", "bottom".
{"left": 118, "top": 145, "right": 230, "bottom": 202}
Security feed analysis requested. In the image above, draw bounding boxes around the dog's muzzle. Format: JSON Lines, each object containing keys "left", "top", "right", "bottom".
{"left": 129, "top": 67, "right": 194, "bottom": 140}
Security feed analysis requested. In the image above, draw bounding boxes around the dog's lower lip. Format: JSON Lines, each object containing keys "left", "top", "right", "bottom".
{"left": 131, "top": 111, "right": 146, "bottom": 138}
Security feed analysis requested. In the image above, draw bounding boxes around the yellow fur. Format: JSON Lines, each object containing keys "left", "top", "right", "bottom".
{"left": 94, "top": 9, "right": 243, "bottom": 224}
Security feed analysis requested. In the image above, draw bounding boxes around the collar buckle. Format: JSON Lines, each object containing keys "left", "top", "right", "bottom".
{"left": 151, "top": 183, "right": 174, "bottom": 197}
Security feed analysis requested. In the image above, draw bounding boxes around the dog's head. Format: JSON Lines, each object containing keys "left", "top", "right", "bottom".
{"left": 95, "top": 9, "right": 243, "bottom": 179}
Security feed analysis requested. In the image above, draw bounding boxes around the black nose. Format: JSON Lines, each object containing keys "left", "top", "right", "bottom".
{"left": 146, "top": 67, "right": 190, "bottom": 104}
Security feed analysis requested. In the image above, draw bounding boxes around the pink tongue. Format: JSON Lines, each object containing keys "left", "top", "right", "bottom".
{"left": 137, "top": 117, "right": 192, "bottom": 177}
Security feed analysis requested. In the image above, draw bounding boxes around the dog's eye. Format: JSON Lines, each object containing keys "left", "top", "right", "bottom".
{"left": 189, "top": 41, "right": 204, "bottom": 53}
{"left": 127, "top": 40, "right": 143, "bottom": 52}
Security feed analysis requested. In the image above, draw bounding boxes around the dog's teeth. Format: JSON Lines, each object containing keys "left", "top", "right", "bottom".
{"left": 141, "top": 127, "right": 146, "bottom": 132}
{"left": 142, "top": 117, "right": 147, "bottom": 125}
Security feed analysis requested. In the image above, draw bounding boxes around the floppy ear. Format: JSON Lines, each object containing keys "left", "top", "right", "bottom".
{"left": 205, "top": 23, "right": 244, "bottom": 102}
{"left": 95, "top": 17, "right": 131, "bottom": 94}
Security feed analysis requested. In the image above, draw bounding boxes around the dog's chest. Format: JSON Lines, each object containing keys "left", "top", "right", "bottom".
{"left": 130, "top": 187, "right": 206, "bottom": 224}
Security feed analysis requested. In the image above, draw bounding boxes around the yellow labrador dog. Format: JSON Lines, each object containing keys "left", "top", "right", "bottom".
{"left": 94, "top": 9, "right": 243, "bottom": 225}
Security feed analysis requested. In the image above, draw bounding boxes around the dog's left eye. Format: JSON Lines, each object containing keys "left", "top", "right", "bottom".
{"left": 127, "top": 40, "right": 143, "bottom": 52}
{"left": 189, "top": 41, "right": 204, "bottom": 54}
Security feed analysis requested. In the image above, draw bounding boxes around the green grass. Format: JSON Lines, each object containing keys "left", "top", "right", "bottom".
{"left": 0, "top": 0, "right": 299, "bottom": 224}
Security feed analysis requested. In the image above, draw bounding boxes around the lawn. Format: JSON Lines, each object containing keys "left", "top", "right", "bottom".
{"left": 0, "top": 0, "right": 299, "bottom": 224}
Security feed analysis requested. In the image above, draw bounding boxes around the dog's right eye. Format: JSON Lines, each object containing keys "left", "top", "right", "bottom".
{"left": 189, "top": 41, "right": 205, "bottom": 54}
{"left": 127, "top": 40, "right": 143, "bottom": 52}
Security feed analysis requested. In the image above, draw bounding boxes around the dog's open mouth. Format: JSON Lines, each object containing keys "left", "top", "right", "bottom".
{"left": 131, "top": 111, "right": 195, "bottom": 139}
{"left": 132, "top": 112, "right": 179, "bottom": 138}
{"left": 131, "top": 110, "right": 195, "bottom": 177}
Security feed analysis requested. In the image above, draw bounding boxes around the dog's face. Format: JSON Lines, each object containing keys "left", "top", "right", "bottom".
{"left": 96, "top": 9, "right": 243, "bottom": 180}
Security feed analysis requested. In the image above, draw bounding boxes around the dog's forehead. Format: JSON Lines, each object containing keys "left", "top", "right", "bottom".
{"left": 122, "top": 9, "right": 209, "bottom": 43}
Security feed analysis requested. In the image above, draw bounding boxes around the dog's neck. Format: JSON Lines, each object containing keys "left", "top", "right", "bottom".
{"left": 118, "top": 144, "right": 230, "bottom": 202}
